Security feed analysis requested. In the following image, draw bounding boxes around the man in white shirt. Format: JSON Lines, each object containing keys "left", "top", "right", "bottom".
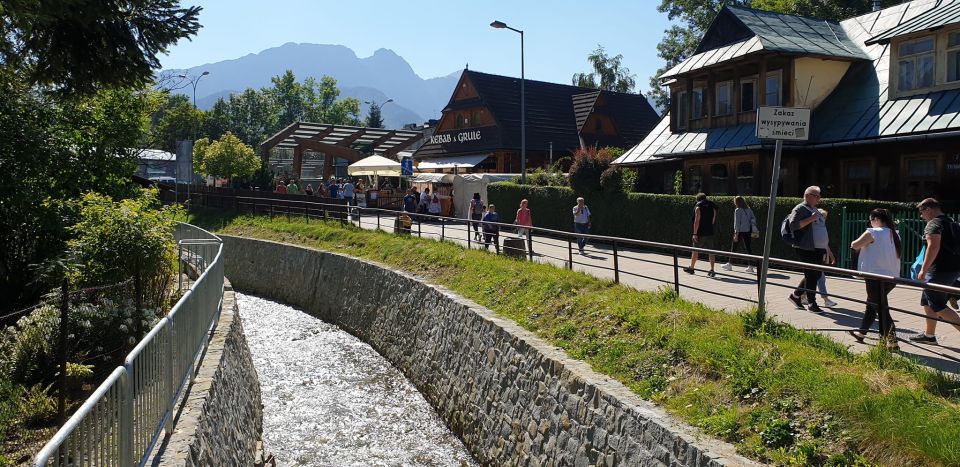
{"left": 572, "top": 197, "right": 591, "bottom": 255}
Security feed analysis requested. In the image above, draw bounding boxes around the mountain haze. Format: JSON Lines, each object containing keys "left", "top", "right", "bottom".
{"left": 166, "top": 43, "right": 461, "bottom": 129}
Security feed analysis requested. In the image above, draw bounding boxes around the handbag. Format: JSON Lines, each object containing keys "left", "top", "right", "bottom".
{"left": 911, "top": 245, "right": 926, "bottom": 280}
{"left": 750, "top": 211, "right": 760, "bottom": 238}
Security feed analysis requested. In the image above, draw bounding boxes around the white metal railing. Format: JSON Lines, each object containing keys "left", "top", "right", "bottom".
{"left": 35, "top": 222, "right": 224, "bottom": 467}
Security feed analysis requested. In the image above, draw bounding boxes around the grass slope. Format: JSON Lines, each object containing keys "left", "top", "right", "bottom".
{"left": 190, "top": 209, "right": 960, "bottom": 466}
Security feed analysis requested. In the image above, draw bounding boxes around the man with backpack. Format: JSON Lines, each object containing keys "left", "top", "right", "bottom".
{"left": 786, "top": 186, "right": 836, "bottom": 314}
{"left": 683, "top": 193, "right": 719, "bottom": 277}
{"left": 911, "top": 198, "right": 960, "bottom": 344}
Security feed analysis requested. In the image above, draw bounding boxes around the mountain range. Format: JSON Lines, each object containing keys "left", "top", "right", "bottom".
{"left": 164, "top": 43, "right": 462, "bottom": 129}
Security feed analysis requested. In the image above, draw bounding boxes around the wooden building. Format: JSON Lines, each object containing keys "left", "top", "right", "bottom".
{"left": 413, "top": 69, "right": 659, "bottom": 173}
{"left": 615, "top": 0, "right": 960, "bottom": 201}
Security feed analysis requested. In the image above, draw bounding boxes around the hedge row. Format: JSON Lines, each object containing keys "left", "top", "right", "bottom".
{"left": 487, "top": 182, "right": 916, "bottom": 261}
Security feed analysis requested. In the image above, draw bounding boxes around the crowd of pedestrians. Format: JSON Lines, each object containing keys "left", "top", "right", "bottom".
{"left": 274, "top": 177, "right": 365, "bottom": 202}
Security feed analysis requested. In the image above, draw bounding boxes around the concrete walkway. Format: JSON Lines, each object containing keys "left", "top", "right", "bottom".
{"left": 350, "top": 213, "right": 960, "bottom": 374}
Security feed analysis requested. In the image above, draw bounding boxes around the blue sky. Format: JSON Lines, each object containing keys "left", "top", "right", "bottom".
{"left": 161, "top": 0, "right": 676, "bottom": 95}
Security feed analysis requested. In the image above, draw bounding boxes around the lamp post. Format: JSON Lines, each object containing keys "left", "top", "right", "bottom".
{"left": 175, "top": 71, "right": 209, "bottom": 205}
{"left": 490, "top": 20, "right": 525, "bottom": 183}
{"left": 363, "top": 98, "right": 393, "bottom": 129}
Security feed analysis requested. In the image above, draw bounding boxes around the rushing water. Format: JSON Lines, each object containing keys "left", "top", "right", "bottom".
{"left": 236, "top": 293, "right": 477, "bottom": 467}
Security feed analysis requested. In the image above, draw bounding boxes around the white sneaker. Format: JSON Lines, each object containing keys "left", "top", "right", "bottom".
{"left": 823, "top": 298, "right": 838, "bottom": 307}
{"left": 721, "top": 263, "right": 733, "bottom": 271}
{"left": 745, "top": 265, "right": 756, "bottom": 274}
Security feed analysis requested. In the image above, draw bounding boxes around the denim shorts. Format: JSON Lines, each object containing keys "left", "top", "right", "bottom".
{"left": 920, "top": 269, "right": 960, "bottom": 311}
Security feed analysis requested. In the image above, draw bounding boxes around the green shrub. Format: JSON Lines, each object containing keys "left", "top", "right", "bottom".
{"left": 599, "top": 166, "right": 623, "bottom": 193}
{"left": 18, "top": 384, "right": 56, "bottom": 427}
{"left": 488, "top": 182, "right": 915, "bottom": 261}
{"left": 68, "top": 188, "right": 179, "bottom": 312}
{"left": 568, "top": 146, "right": 615, "bottom": 194}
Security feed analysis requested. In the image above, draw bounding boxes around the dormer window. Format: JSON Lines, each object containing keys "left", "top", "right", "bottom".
{"left": 716, "top": 81, "right": 732, "bottom": 116}
{"left": 676, "top": 90, "right": 688, "bottom": 129}
{"left": 740, "top": 79, "right": 756, "bottom": 112}
{"left": 692, "top": 87, "right": 706, "bottom": 118}
{"left": 897, "top": 36, "right": 935, "bottom": 91}
{"left": 765, "top": 71, "right": 781, "bottom": 106}
{"left": 948, "top": 32, "right": 960, "bottom": 82}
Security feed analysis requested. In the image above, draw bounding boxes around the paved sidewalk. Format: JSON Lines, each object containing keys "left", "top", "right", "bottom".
{"left": 351, "top": 213, "right": 960, "bottom": 374}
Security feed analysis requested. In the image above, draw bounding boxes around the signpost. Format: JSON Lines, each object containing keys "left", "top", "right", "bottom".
{"left": 755, "top": 106, "right": 810, "bottom": 316}
{"left": 400, "top": 157, "right": 413, "bottom": 177}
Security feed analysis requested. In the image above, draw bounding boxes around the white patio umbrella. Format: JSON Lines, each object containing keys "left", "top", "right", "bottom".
{"left": 347, "top": 154, "right": 402, "bottom": 177}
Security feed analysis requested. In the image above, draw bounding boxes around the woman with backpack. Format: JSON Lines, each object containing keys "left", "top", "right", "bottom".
{"left": 722, "top": 196, "right": 758, "bottom": 273}
{"left": 848, "top": 208, "right": 902, "bottom": 350}
{"left": 469, "top": 193, "right": 485, "bottom": 242}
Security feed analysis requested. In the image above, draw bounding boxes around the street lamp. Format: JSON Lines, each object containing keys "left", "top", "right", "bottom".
{"left": 491, "top": 20, "right": 525, "bottom": 183}
{"left": 175, "top": 71, "right": 210, "bottom": 203}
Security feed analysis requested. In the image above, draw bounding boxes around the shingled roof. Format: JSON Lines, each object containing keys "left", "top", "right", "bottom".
{"left": 660, "top": 6, "right": 869, "bottom": 80}
{"left": 415, "top": 70, "right": 659, "bottom": 158}
{"left": 617, "top": 0, "right": 960, "bottom": 166}
{"left": 866, "top": 0, "right": 960, "bottom": 45}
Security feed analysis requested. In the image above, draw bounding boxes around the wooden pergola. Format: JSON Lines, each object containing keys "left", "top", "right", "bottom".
{"left": 260, "top": 121, "right": 422, "bottom": 179}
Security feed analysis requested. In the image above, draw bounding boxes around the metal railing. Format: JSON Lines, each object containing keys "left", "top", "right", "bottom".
{"left": 190, "top": 192, "right": 960, "bottom": 356}
{"left": 35, "top": 223, "right": 224, "bottom": 467}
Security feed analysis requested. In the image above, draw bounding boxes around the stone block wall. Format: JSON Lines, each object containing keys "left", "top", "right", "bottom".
{"left": 156, "top": 283, "right": 263, "bottom": 466}
{"left": 221, "top": 236, "right": 756, "bottom": 467}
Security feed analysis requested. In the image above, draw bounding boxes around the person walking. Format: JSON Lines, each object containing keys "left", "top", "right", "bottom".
{"left": 403, "top": 188, "right": 418, "bottom": 214}
{"left": 721, "top": 196, "right": 757, "bottom": 273}
{"left": 806, "top": 209, "right": 839, "bottom": 308}
{"left": 684, "top": 193, "right": 718, "bottom": 277}
{"left": 304, "top": 183, "right": 314, "bottom": 196}
{"left": 572, "top": 197, "right": 591, "bottom": 255}
{"left": 342, "top": 178, "right": 356, "bottom": 206}
{"left": 482, "top": 204, "right": 500, "bottom": 253}
{"left": 286, "top": 179, "right": 299, "bottom": 195}
{"left": 910, "top": 198, "right": 960, "bottom": 344}
{"left": 419, "top": 187, "right": 431, "bottom": 214}
{"left": 327, "top": 178, "right": 339, "bottom": 199}
{"left": 848, "top": 208, "right": 902, "bottom": 350}
{"left": 275, "top": 180, "right": 288, "bottom": 194}
{"left": 428, "top": 193, "right": 442, "bottom": 216}
{"left": 470, "top": 193, "right": 485, "bottom": 242}
{"left": 786, "top": 186, "right": 836, "bottom": 314}
{"left": 515, "top": 199, "right": 533, "bottom": 238}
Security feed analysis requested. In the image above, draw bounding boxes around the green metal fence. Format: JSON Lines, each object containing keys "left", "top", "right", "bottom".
{"left": 840, "top": 207, "right": 957, "bottom": 278}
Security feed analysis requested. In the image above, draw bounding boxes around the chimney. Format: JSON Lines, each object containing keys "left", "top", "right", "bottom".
{"left": 872, "top": 0, "right": 882, "bottom": 12}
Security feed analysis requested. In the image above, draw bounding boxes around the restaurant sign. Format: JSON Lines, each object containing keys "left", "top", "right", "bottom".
{"left": 429, "top": 129, "right": 485, "bottom": 145}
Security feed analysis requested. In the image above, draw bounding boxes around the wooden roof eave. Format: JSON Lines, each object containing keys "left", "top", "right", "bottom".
{"left": 659, "top": 49, "right": 867, "bottom": 84}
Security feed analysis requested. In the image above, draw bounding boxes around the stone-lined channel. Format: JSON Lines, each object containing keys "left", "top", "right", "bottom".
{"left": 236, "top": 293, "right": 477, "bottom": 466}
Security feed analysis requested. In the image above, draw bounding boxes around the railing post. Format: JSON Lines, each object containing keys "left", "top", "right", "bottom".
{"left": 673, "top": 248, "right": 680, "bottom": 295}
{"left": 376, "top": 211, "right": 380, "bottom": 231}
{"left": 441, "top": 217, "right": 445, "bottom": 241}
{"left": 164, "top": 320, "right": 173, "bottom": 434}
{"left": 527, "top": 230, "right": 533, "bottom": 260}
{"left": 357, "top": 206, "right": 361, "bottom": 228}
{"left": 417, "top": 219, "right": 422, "bottom": 237}
{"left": 269, "top": 200, "right": 274, "bottom": 219}
{"left": 568, "top": 238, "right": 573, "bottom": 270}
{"left": 467, "top": 219, "right": 472, "bottom": 248}
{"left": 120, "top": 368, "right": 133, "bottom": 467}
{"left": 756, "top": 259, "right": 762, "bottom": 296}
{"left": 613, "top": 241, "right": 620, "bottom": 284}
{"left": 286, "top": 202, "right": 290, "bottom": 222}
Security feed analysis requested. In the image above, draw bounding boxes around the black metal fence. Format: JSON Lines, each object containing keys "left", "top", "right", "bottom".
{"left": 181, "top": 189, "right": 960, "bottom": 357}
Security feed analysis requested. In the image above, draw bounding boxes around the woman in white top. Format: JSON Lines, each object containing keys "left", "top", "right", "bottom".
{"left": 428, "top": 193, "right": 442, "bottom": 216}
{"left": 849, "top": 208, "right": 902, "bottom": 350}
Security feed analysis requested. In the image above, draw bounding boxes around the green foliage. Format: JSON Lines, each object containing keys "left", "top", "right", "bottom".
{"left": 568, "top": 146, "right": 617, "bottom": 194}
{"left": 1, "top": 0, "right": 200, "bottom": 96}
{"left": 365, "top": 100, "right": 386, "bottom": 128}
{"left": 488, "top": 183, "right": 914, "bottom": 260}
{"left": 571, "top": 45, "right": 637, "bottom": 93}
{"left": 153, "top": 95, "right": 203, "bottom": 152}
{"left": 673, "top": 170, "right": 683, "bottom": 195}
{"left": 0, "top": 73, "right": 151, "bottom": 311}
{"left": 67, "top": 189, "right": 178, "bottom": 311}
{"left": 193, "top": 132, "right": 259, "bottom": 181}
{"left": 66, "top": 362, "right": 94, "bottom": 379}
{"left": 523, "top": 169, "right": 568, "bottom": 187}
{"left": 192, "top": 211, "right": 960, "bottom": 465}
{"left": 599, "top": 166, "right": 624, "bottom": 193}
{"left": 0, "top": 375, "right": 22, "bottom": 451}
{"left": 18, "top": 384, "right": 56, "bottom": 428}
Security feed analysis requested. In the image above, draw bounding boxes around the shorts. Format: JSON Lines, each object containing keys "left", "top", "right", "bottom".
{"left": 692, "top": 235, "right": 716, "bottom": 250}
{"left": 920, "top": 269, "right": 960, "bottom": 311}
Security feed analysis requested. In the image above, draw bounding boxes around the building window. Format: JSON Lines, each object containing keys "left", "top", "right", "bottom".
{"left": 686, "top": 165, "right": 702, "bottom": 193}
{"left": 692, "top": 87, "right": 706, "bottom": 118}
{"left": 948, "top": 32, "right": 960, "bottom": 83}
{"left": 898, "top": 36, "right": 935, "bottom": 91}
{"left": 455, "top": 114, "right": 465, "bottom": 128}
{"left": 844, "top": 160, "right": 873, "bottom": 199}
{"left": 736, "top": 161, "right": 754, "bottom": 194}
{"left": 716, "top": 81, "right": 732, "bottom": 116}
{"left": 710, "top": 163, "right": 728, "bottom": 194}
{"left": 676, "top": 90, "right": 688, "bottom": 129}
{"left": 471, "top": 110, "right": 482, "bottom": 126}
{"left": 740, "top": 79, "right": 756, "bottom": 112}
{"left": 765, "top": 71, "right": 781, "bottom": 106}
{"left": 904, "top": 155, "right": 940, "bottom": 199}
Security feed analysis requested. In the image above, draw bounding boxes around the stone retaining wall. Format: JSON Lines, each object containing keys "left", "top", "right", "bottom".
{"left": 221, "top": 235, "right": 756, "bottom": 467}
{"left": 155, "top": 282, "right": 264, "bottom": 466}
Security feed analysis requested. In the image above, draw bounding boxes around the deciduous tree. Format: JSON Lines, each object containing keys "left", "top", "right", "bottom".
{"left": 193, "top": 132, "right": 260, "bottom": 182}
{"left": 572, "top": 46, "right": 637, "bottom": 93}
